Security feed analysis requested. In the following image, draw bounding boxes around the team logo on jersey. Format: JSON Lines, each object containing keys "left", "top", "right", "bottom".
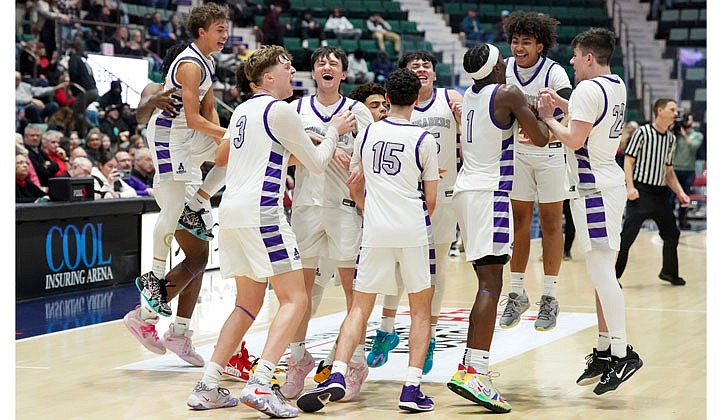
{"left": 293, "top": 248, "right": 300, "bottom": 260}
{"left": 176, "top": 162, "right": 186, "bottom": 175}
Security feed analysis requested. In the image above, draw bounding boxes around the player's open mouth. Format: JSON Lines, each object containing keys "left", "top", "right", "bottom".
{"left": 322, "top": 74, "right": 334, "bottom": 81}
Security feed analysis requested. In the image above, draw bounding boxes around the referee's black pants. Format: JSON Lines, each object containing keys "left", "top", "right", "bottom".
{"left": 615, "top": 182, "right": 681, "bottom": 279}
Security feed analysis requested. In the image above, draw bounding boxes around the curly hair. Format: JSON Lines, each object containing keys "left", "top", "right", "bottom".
{"left": 385, "top": 68, "right": 420, "bottom": 106}
{"left": 502, "top": 11, "right": 560, "bottom": 56}
{"left": 243, "top": 45, "right": 293, "bottom": 86}
{"left": 348, "top": 82, "right": 386, "bottom": 104}
{"left": 398, "top": 50, "right": 438, "bottom": 69}
{"left": 186, "top": 2, "right": 229, "bottom": 39}
{"left": 161, "top": 42, "right": 189, "bottom": 77}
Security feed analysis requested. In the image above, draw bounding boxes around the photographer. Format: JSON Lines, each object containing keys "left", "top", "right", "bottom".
{"left": 90, "top": 151, "right": 137, "bottom": 199}
{"left": 671, "top": 112, "right": 704, "bottom": 229}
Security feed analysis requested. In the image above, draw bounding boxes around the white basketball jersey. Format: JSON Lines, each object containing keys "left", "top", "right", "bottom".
{"left": 354, "top": 117, "right": 439, "bottom": 248}
{"left": 410, "top": 88, "right": 459, "bottom": 203}
{"left": 292, "top": 95, "right": 374, "bottom": 209}
{"left": 151, "top": 42, "right": 216, "bottom": 131}
{"left": 505, "top": 56, "right": 571, "bottom": 154}
{"left": 568, "top": 75, "right": 627, "bottom": 193}
{"left": 454, "top": 84, "right": 517, "bottom": 193}
{"left": 219, "top": 95, "right": 291, "bottom": 229}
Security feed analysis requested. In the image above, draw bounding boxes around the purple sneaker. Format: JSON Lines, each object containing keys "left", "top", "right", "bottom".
{"left": 296, "top": 371, "right": 346, "bottom": 413}
{"left": 398, "top": 384, "right": 434, "bottom": 412}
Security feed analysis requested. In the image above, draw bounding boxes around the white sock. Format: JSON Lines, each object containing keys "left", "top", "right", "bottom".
{"left": 201, "top": 361, "right": 223, "bottom": 388}
{"left": 464, "top": 347, "right": 489, "bottom": 374}
{"left": 585, "top": 249, "right": 627, "bottom": 356}
{"left": 139, "top": 300, "right": 157, "bottom": 321}
{"left": 404, "top": 366, "right": 423, "bottom": 386}
{"left": 597, "top": 332, "right": 611, "bottom": 352}
{"left": 380, "top": 316, "right": 395, "bottom": 333}
{"left": 187, "top": 192, "right": 206, "bottom": 212}
{"left": 332, "top": 360, "right": 348, "bottom": 376}
{"left": 251, "top": 359, "right": 275, "bottom": 386}
{"left": 350, "top": 344, "right": 365, "bottom": 365}
{"left": 290, "top": 341, "right": 306, "bottom": 362}
{"left": 324, "top": 341, "right": 337, "bottom": 365}
{"left": 173, "top": 316, "right": 191, "bottom": 335}
{"left": 152, "top": 259, "right": 166, "bottom": 281}
{"left": 510, "top": 272, "right": 525, "bottom": 295}
{"left": 610, "top": 332, "right": 627, "bottom": 358}
{"left": 543, "top": 275, "right": 558, "bottom": 298}
{"left": 430, "top": 324, "right": 437, "bottom": 339}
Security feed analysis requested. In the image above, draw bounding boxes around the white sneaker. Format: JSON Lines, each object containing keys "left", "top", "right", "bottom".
{"left": 187, "top": 380, "right": 238, "bottom": 410}
{"left": 240, "top": 377, "right": 299, "bottom": 418}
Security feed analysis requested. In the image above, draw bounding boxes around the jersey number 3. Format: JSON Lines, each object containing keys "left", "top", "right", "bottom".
{"left": 232, "top": 115, "right": 247, "bottom": 149}
{"left": 372, "top": 141, "right": 405, "bottom": 175}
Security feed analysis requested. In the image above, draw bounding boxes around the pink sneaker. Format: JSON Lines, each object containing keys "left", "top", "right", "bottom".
{"left": 341, "top": 362, "right": 369, "bottom": 401}
{"left": 281, "top": 350, "right": 315, "bottom": 399}
{"left": 162, "top": 324, "right": 205, "bottom": 366}
{"left": 123, "top": 306, "right": 166, "bottom": 354}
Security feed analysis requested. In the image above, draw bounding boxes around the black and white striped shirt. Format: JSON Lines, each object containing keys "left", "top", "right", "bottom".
{"left": 624, "top": 124, "right": 675, "bottom": 186}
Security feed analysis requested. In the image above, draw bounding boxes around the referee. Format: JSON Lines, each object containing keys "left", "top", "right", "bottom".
{"left": 615, "top": 98, "right": 691, "bottom": 286}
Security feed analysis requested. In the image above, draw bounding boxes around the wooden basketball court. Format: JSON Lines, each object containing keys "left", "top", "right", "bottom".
{"left": 15, "top": 229, "right": 707, "bottom": 419}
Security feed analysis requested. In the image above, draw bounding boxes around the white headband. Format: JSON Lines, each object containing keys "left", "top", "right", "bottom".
{"left": 468, "top": 44, "right": 500, "bottom": 80}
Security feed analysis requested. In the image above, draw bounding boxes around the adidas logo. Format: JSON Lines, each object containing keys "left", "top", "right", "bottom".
{"left": 177, "top": 162, "right": 186, "bottom": 174}
{"left": 293, "top": 248, "right": 300, "bottom": 260}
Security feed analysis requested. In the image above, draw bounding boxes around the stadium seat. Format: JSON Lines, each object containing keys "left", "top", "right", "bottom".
{"left": 690, "top": 27, "right": 706, "bottom": 43}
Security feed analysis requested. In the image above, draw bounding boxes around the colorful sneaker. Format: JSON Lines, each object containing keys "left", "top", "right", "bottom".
{"left": 223, "top": 341, "right": 255, "bottom": 382}
{"left": 314, "top": 360, "right": 332, "bottom": 383}
{"left": 162, "top": 324, "right": 204, "bottom": 366}
{"left": 240, "top": 377, "right": 298, "bottom": 418}
{"left": 186, "top": 380, "right": 238, "bottom": 410}
{"left": 366, "top": 329, "right": 400, "bottom": 368}
{"left": 534, "top": 295, "right": 559, "bottom": 331}
{"left": 423, "top": 337, "right": 436, "bottom": 375}
{"left": 177, "top": 203, "right": 214, "bottom": 241}
{"left": 398, "top": 384, "right": 434, "bottom": 412}
{"left": 341, "top": 362, "right": 368, "bottom": 401}
{"left": 135, "top": 271, "right": 172, "bottom": 317}
{"left": 498, "top": 292, "right": 529, "bottom": 329}
{"left": 248, "top": 358, "right": 284, "bottom": 389}
{"left": 123, "top": 306, "right": 165, "bottom": 354}
{"left": 281, "top": 350, "right": 315, "bottom": 399}
{"left": 576, "top": 347, "right": 611, "bottom": 386}
{"left": 593, "top": 345, "right": 643, "bottom": 395}
{"left": 296, "top": 371, "right": 346, "bottom": 413}
{"left": 447, "top": 366, "right": 512, "bottom": 413}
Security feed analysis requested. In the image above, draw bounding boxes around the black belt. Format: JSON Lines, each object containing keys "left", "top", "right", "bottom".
{"left": 548, "top": 141, "right": 563, "bottom": 149}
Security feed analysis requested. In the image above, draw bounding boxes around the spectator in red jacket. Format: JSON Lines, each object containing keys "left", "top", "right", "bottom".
{"left": 41, "top": 129, "right": 68, "bottom": 176}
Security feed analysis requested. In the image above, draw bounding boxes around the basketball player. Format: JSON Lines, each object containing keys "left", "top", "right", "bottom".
{"left": 501, "top": 11, "right": 574, "bottom": 331}
{"left": 186, "top": 46, "right": 356, "bottom": 417}
{"left": 135, "top": 3, "right": 229, "bottom": 322}
{"left": 282, "top": 46, "right": 374, "bottom": 401}
{"left": 448, "top": 43, "right": 550, "bottom": 413}
{"left": 537, "top": 28, "right": 643, "bottom": 395}
{"left": 297, "top": 68, "right": 439, "bottom": 413}
{"left": 348, "top": 82, "right": 389, "bottom": 122}
{"left": 367, "top": 50, "right": 463, "bottom": 375}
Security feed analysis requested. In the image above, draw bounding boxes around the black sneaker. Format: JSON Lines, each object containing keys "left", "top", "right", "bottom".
{"left": 135, "top": 271, "right": 172, "bottom": 317}
{"left": 576, "top": 347, "right": 611, "bottom": 386}
{"left": 658, "top": 271, "right": 686, "bottom": 286}
{"left": 593, "top": 345, "right": 643, "bottom": 395}
{"left": 178, "top": 204, "right": 214, "bottom": 241}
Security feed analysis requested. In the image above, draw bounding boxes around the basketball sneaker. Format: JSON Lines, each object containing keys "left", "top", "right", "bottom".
{"left": 314, "top": 360, "right": 332, "bottom": 383}
{"left": 247, "top": 358, "right": 283, "bottom": 389}
{"left": 341, "top": 362, "right": 368, "bottom": 401}
{"left": 162, "top": 324, "right": 204, "bottom": 366}
{"left": 135, "top": 271, "right": 172, "bottom": 317}
{"left": 123, "top": 306, "right": 165, "bottom": 354}
{"left": 178, "top": 204, "right": 214, "bottom": 241}
{"left": 499, "top": 292, "right": 530, "bottom": 329}
{"left": 240, "top": 376, "right": 298, "bottom": 418}
{"left": 593, "top": 345, "right": 643, "bottom": 395}
{"left": 281, "top": 350, "right": 315, "bottom": 399}
{"left": 534, "top": 295, "right": 559, "bottom": 331}
{"left": 186, "top": 380, "right": 238, "bottom": 410}
{"left": 296, "top": 371, "right": 346, "bottom": 413}
{"left": 366, "top": 329, "right": 400, "bottom": 368}
{"left": 223, "top": 341, "right": 255, "bottom": 381}
{"left": 576, "top": 347, "right": 611, "bottom": 386}
{"left": 398, "top": 384, "right": 434, "bottom": 412}
{"left": 447, "top": 366, "right": 512, "bottom": 413}
{"left": 423, "top": 337, "right": 436, "bottom": 374}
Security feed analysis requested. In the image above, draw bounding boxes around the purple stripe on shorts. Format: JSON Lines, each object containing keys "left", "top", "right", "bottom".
{"left": 579, "top": 173, "right": 596, "bottom": 184}
{"left": 155, "top": 118, "right": 172, "bottom": 128}
{"left": 268, "top": 248, "right": 290, "bottom": 263}
{"left": 260, "top": 196, "right": 278, "bottom": 207}
{"left": 498, "top": 180, "right": 513, "bottom": 191}
{"left": 154, "top": 141, "right": 169, "bottom": 148}
{"left": 585, "top": 196, "right": 604, "bottom": 209}
{"left": 156, "top": 150, "right": 170, "bottom": 160}
{"left": 493, "top": 232, "right": 510, "bottom": 243}
{"left": 260, "top": 225, "right": 279, "bottom": 234}
{"left": 575, "top": 147, "right": 589, "bottom": 157}
{"left": 158, "top": 163, "right": 173, "bottom": 174}
{"left": 502, "top": 149, "right": 514, "bottom": 161}
{"left": 265, "top": 166, "right": 281, "bottom": 178}
{"left": 500, "top": 165, "right": 514, "bottom": 176}
{"left": 494, "top": 216, "right": 509, "bottom": 228}
{"left": 429, "top": 248, "right": 436, "bottom": 259}
{"left": 493, "top": 201, "right": 510, "bottom": 213}
{"left": 430, "top": 264, "right": 436, "bottom": 275}
{"left": 262, "top": 181, "right": 279, "bottom": 193}
{"left": 577, "top": 159, "right": 591, "bottom": 169}
{"left": 263, "top": 234, "right": 284, "bottom": 249}
{"left": 269, "top": 151, "right": 283, "bottom": 165}
{"left": 588, "top": 227, "right": 608, "bottom": 238}
{"left": 587, "top": 212, "right": 606, "bottom": 224}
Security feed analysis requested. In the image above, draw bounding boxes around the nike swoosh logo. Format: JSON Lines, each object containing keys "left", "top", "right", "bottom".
{"left": 614, "top": 363, "right": 631, "bottom": 379}
{"left": 254, "top": 389, "right": 272, "bottom": 395}
{"left": 202, "top": 396, "right": 209, "bottom": 402}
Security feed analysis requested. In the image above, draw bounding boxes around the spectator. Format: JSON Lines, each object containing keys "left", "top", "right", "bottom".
{"left": 20, "top": 0, "right": 38, "bottom": 37}
{"left": 41, "top": 129, "right": 69, "bottom": 176}
{"left": 296, "top": 9, "right": 325, "bottom": 50}
{"left": 460, "top": 8, "right": 488, "bottom": 46}
{"left": 99, "top": 104, "right": 130, "bottom": 151}
{"left": 615, "top": 98, "right": 690, "bottom": 286}
{"left": 16, "top": 141, "right": 43, "bottom": 190}
{"left": 98, "top": 80, "right": 124, "bottom": 110}
{"left": 69, "top": 144, "right": 88, "bottom": 161}
{"left": 128, "top": 147, "right": 155, "bottom": 196}
{"left": 101, "top": 133, "right": 112, "bottom": 151}
{"left": 57, "top": 0, "right": 84, "bottom": 44}
{"left": 144, "top": 0, "right": 170, "bottom": 11}
{"left": 346, "top": 49, "right": 374, "bottom": 84}
{"left": 148, "top": 11, "right": 172, "bottom": 39}
{"left": 84, "top": 128, "right": 106, "bottom": 164}
{"left": 90, "top": 151, "right": 137, "bottom": 199}
{"left": 16, "top": 71, "right": 66, "bottom": 124}
{"left": 23, "top": 125, "right": 59, "bottom": 188}
{"left": 324, "top": 7, "right": 362, "bottom": 40}
{"left": 115, "top": 150, "right": 133, "bottom": 173}
{"left": 85, "top": 3, "right": 116, "bottom": 44}
{"left": 366, "top": 13, "right": 400, "bottom": 54}
{"left": 493, "top": 10, "right": 510, "bottom": 42}
{"left": 67, "top": 40, "right": 99, "bottom": 137}
{"left": 261, "top": 2, "right": 289, "bottom": 46}
{"left": 18, "top": 40, "right": 42, "bottom": 78}
{"left": 54, "top": 72, "right": 76, "bottom": 107}
{"left": 16, "top": 153, "right": 50, "bottom": 203}
{"left": 371, "top": 50, "right": 393, "bottom": 84}
{"left": 48, "top": 106, "right": 76, "bottom": 135}
{"left": 165, "top": 13, "right": 188, "bottom": 42}
{"left": 68, "top": 130, "right": 81, "bottom": 149}
{"left": 120, "top": 103, "right": 139, "bottom": 138}
{"left": 67, "top": 156, "right": 93, "bottom": 178}
{"left": 650, "top": 0, "right": 674, "bottom": 20}
{"left": 616, "top": 120, "right": 639, "bottom": 168}
{"left": 37, "top": 0, "right": 70, "bottom": 58}
{"left": 672, "top": 112, "right": 704, "bottom": 229}
{"left": 110, "top": 26, "right": 131, "bottom": 55}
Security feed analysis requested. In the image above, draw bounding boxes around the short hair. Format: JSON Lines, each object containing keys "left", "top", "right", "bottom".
{"left": 42, "top": 129, "right": 63, "bottom": 142}
{"left": 463, "top": 43, "right": 498, "bottom": 77}
{"left": 348, "top": 82, "right": 386, "bottom": 103}
{"left": 502, "top": 11, "right": 560, "bottom": 56}
{"left": 24, "top": 125, "right": 42, "bottom": 135}
{"left": 652, "top": 98, "right": 676, "bottom": 117}
{"left": 161, "top": 42, "right": 188, "bottom": 77}
{"left": 244, "top": 45, "right": 292, "bottom": 85}
{"left": 571, "top": 28, "right": 616, "bottom": 66}
{"left": 97, "top": 151, "right": 116, "bottom": 167}
{"left": 235, "top": 62, "right": 253, "bottom": 94}
{"left": 186, "top": 2, "right": 229, "bottom": 39}
{"left": 72, "top": 157, "right": 92, "bottom": 171}
{"left": 385, "top": 68, "right": 420, "bottom": 106}
{"left": 311, "top": 46, "right": 349, "bottom": 71}
{"left": 398, "top": 50, "right": 438, "bottom": 69}
{"left": 86, "top": 127, "right": 102, "bottom": 142}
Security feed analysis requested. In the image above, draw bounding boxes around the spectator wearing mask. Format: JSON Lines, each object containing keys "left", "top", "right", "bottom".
{"left": 90, "top": 151, "right": 137, "bottom": 199}
{"left": 16, "top": 153, "right": 49, "bottom": 203}
{"left": 325, "top": 7, "right": 362, "bottom": 40}
{"left": 23, "top": 125, "right": 59, "bottom": 188}
{"left": 366, "top": 13, "right": 400, "bottom": 54}
{"left": 347, "top": 49, "right": 374, "bottom": 84}
{"left": 128, "top": 147, "right": 155, "bottom": 197}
